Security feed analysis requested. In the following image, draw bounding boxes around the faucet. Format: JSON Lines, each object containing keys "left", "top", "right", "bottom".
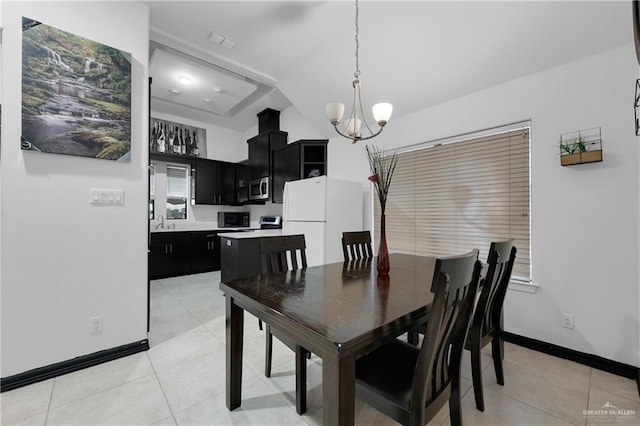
{"left": 155, "top": 215, "right": 165, "bottom": 230}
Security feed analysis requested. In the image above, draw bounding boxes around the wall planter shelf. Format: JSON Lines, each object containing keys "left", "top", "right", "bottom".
{"left": 559, "top": 127, "right": 602, "bottom": 166}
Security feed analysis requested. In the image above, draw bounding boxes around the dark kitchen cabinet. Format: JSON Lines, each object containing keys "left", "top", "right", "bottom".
{"left": 193, "top": 159, "right": 220, "bottom": 205}
{"left": 149, "top": 232, "right": 193, "bottom": 279}
{"left": 193, "top": 159, "right": 238, "bottom": 205}
{"left": 191, "top": 231, "right": 220, "bottom": 273}
{"left": 220, "top": 162, "right": 236, "bottom": 205}
{"left": 235, "top": 163, "right": 251, "bottom": 204}
{"left": 149, "top": 230, "right": 223, "bottom": 279}
{"left": 247, "top": 130, "right": 288, "bottom": 179}
{"left": 272, "top": 139, "right": 328, "bottom": 203}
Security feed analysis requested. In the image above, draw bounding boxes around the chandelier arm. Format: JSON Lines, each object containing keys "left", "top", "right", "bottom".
{"left": 356, "top": 80, "right": 376, "bottom": 136}
{"left": 354, "top": 126, "right": 384, "bottom": 142}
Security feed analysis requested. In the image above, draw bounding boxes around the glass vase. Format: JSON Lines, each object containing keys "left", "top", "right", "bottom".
{"left": 377, "top": 213, "right": 390, "bottom": 275}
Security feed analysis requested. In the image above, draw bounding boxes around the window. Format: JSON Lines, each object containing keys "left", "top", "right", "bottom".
{"left": 149, "top": 163, "right": 156, "bottom": 220}
{"left": 166, "top": 164, "right": 188, "bottom": 220}
{"left": 374, "top": 126, "right": 530, "bottom": 282}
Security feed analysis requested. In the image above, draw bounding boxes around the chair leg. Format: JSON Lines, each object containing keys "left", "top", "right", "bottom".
{"left": 448, "top": 378, "right": 463, "bottom": 426}
{"left": 265, "top": 324, "right": 273, "bottom": 377}
{"left": 295, "top": 345, "right": 307, "bottom": 415}
{"left": 492, "top": 336, "right": 505, "bottom": 386}
{"left": 407, "top": 330, "right": 419, "bottom": 346}
{"left": 470, "top": 345, "right": 485, "bottom": 412}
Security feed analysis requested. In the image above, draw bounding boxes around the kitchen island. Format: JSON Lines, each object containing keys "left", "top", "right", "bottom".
{"left": 220, "top": 230, "right": 283, "bottom": 283}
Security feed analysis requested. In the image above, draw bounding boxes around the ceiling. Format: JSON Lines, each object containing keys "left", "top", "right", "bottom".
{"left": 146, "top": 1, "right": 632, "bottom": 136}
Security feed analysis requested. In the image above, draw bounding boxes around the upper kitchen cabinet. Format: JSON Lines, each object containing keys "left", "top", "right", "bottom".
{"left": 247, "top": 130, "right": 288, "bottom": 180}
{"left": 219, "top": 162, "right": 237, "bottom": 205}
{"left": 272, "top": 139, "right": 328, "bottom": 203}
{"left": 235, "top": 163, "right": 251, "bottom": 204}
{"left": 193, "top": 159, "right": 221, "bottom": 205}
{"left": 193, "top": 159, "right": 243, "bottom": 205}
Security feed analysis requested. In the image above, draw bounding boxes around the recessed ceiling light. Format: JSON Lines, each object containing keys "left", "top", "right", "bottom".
{"left": 177, "top": 75, "right": 192, "bottom": 84}
{"left": 201, "top": 98, "right": 212, "bottom": 103}
{"left": 168, "top": 88, "right": 181, "bottom": 94}
{"left": 213, "top": 87, "right": 222, "bottom": 93}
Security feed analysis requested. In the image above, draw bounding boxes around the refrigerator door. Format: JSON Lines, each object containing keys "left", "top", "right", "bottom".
{"left": 283, "top": 221, "right": 326, "bottom": 267}
{"left": 324, "top": 177, "right": 364, "bottom": 264}
{"left": 283, "top": 176, "right": 327, "bottom": 222}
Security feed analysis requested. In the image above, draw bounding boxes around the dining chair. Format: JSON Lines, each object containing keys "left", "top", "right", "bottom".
{"left": 342, "top": 230, "right": 373, "bottom": 261}
{"left": 466, "top": 239, "right": 516, "bottom": 412}
{"left": 355, "top": 250, "right": 481, "bottom": 426}
{"left": 259, "top": 234, "right": 311, "bottom": 414}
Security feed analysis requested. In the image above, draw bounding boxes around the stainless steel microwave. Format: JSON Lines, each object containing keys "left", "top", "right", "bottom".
{"left": 217, "top": 211, "right": 250, "bottom": 228}
{"left": 249, "top": 177, "right": 269, "bottom": 201}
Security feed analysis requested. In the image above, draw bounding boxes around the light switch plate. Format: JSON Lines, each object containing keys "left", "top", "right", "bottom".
{"left": 91, "top": 188, "right": 125, "bottom": 205}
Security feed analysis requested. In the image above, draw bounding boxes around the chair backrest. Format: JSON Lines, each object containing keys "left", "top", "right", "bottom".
{"left": 472, "top": 240, "right": 517, "bottom": 338}
{"left": 342, "top": 231, "right": 373, "bottom": 261}
{"left": 260, "top": 234, "right": 307, "bottom": 273}
{"left": 412, "top": 249, "right": 482, "bottom": 423}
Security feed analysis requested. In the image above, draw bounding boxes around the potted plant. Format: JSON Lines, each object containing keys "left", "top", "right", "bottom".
{"left": 559, "top": 128, "right": 603, "bottom": 166}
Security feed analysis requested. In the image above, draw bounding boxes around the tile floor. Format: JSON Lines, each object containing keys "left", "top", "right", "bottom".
{"left": 2, "top": 271, "right": 638, "bottom": 425}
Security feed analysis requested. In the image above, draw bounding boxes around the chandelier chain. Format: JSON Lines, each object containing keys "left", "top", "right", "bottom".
{"left": 354, "top": 0, "right": 360, "bottom": 79}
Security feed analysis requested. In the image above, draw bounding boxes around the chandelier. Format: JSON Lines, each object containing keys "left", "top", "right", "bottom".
{"left": 325, "top": 0, "right": 392, "bottom": 143}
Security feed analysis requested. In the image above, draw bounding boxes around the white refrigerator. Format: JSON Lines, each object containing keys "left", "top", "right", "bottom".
{"left": 283, "top": 175, "right": 363, "bottom": 267}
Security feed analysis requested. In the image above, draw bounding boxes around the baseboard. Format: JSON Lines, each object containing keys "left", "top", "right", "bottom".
{"left": 1, "top": 339, "right": 149, "bottom": 392}
{"left": 503, "top": 332, "right": 640, "bottom": 393}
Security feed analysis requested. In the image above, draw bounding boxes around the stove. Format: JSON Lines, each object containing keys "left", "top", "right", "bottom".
{"left": 259, "top": 215, "right": 282, "bottom": 229}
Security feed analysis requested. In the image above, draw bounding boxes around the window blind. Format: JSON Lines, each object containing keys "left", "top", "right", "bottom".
{"left": 149, "top": 163, "right": 156, "bottom": 198}
{"left": 374, "top": 128, "right": 530, "bottom": 281}
{"left": 166, "top": 165, "right": 188, "bottom": 199}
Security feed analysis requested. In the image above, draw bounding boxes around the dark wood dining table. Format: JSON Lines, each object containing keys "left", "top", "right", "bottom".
{"left": 219, "top": 253, "right": 436, "bottom": 426}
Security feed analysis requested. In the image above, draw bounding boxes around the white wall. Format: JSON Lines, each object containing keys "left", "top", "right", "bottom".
{"left": 329, "top": 43, "right": 640, "bottom": 367}
{"left": 1, "top": 2, "right": 149, "bottom": 377}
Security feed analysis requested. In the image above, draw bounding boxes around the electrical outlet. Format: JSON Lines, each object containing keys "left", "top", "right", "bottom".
{"left": 561, "top": 313, "right": 574, "bottom": 329}
{"left": 90, "top": 316, "right": 103, "bottom": 335}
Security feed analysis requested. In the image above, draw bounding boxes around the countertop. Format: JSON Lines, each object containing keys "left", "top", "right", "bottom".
{"left": 219, "top": 229, "right": 283, "bottom": 239}
{"left": 150, "top": 226, "right": 257, "bottom": 233}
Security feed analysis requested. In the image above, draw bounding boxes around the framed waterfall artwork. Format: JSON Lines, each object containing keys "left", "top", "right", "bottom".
{"left": 21, "top": 17, "right": 132, "bottom": 161}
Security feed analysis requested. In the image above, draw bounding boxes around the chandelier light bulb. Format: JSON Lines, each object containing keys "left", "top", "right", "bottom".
{"left": 325, "top": 103, "right": 345, "bottom": 124}
{"left": 345, "top": 118, "right": 362, "bottom": 137}
{"left": 372, "top": 103, "right": 393, "bottom": 126}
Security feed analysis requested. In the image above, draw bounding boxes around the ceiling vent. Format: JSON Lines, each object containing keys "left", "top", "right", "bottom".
{"left": 208, "top": 30, "right": 237, "bottom": 50}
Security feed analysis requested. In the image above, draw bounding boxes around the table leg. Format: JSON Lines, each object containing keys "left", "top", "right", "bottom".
{"left": 295, "top": 345, "right": 307, "bottom": 414}
{"left": 226, "top": 295, "right": 244, "bottom": 410}
{"left": 322, "top": 353, "right": 355, "bottom": 426}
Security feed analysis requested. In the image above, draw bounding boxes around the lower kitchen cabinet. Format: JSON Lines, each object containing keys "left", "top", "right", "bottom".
{"left": 191, "top": 231, "right": 220, "bottom": 273}
{"left": 149, "top": 231, "right": 220, "bottom": 279}
{"left": 149, "top": 232, "right": 193, "bottom": 278}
